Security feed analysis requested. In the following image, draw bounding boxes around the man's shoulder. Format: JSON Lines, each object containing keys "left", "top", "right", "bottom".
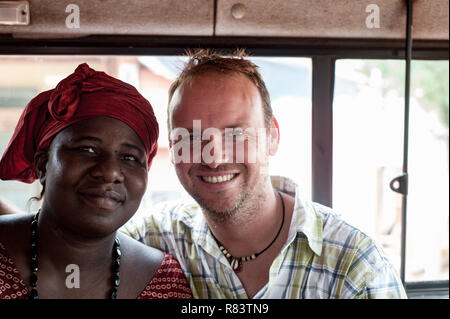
{"left": 276, "top": 175, "right": 379, "bottom": 250}
{"left": 308, "top": 202, "right": 392, "bottom": 272}
{"left": 310, "top": 202, "right": 387, "bottom": 267}
{"left": 124, "top": 198, "right": 202, "bottom": 234}
{"left": 121, "top": 198, "right": 203, "bottom": 246}
{"left": 152, "top": 199, "right": 202, "bottom": 227}
{"left": 304, "top": 202, "right": 406, "bottom": 298}
{"left": 309, "top": 202, "right": 374, "bottom": 246}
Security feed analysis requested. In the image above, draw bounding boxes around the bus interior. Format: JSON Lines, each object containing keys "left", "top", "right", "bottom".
{"left": 0, "top": 0, "right": 448, "bottom": 299}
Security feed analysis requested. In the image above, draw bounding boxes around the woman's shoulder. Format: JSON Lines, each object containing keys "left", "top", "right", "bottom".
{"left": 0, "top": 240, "right": 29, "bottom": 299}
{"left": 0, "top": 212, "right": 32, "bottom": 226}
{"left": 0, "top": 213, "right": 33, "bottom": 251}
{"left": 115, "top": 232, "right": 164, "bottom": 298}
{"left": 0, "top": 216, "right": 30, "bottom": 299}
{"left": 117, "top": 231, "right": 165, "bottom": 265}
{"left": 138, "top": 253, "right": 192, "bottom": 299}
{"left": 116, "top": 232, "right": 191, "bottom": 299}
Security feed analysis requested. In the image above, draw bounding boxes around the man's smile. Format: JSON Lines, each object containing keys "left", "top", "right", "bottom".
{"left": 200, "top": 173, "right": 237, "bottom": 184}
{"left": 192, "top": 170, "right": 243, "bottom": 193}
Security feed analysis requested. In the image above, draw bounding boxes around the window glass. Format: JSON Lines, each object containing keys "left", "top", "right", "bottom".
{"left": 407, "top": 60, "right": 449, "bottom": 282}
{"left": 250, "top": 57, "right": 312, "bottom": 201}
{"left": 333, "top": 59, "right": 449, "bottom": 282}
{"left": 0, "top": 56, "right": 312, "bottom": 213}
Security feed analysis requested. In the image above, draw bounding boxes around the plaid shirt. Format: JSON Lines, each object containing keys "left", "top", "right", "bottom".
{"left": 122, "top": 176, "right": 407, "bottom": 299}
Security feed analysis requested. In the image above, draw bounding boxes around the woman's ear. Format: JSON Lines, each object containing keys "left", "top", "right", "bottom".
{"left": 34, "top": 149, "right": 49, "bottom": 185}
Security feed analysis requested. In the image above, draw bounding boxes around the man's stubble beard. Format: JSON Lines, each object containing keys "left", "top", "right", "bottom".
{"left": 193, "top": 173, "right": 269, "bottom": 226}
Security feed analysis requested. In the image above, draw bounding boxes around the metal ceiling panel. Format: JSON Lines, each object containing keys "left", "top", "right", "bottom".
{"left": 0, "top": 0, "right": 214, "bottom": 38}
{"left": 0, "top": 0, "right": 447, "bottom": 40}
{"left": 216, "top": 0, "right": 449, "bottom": 40}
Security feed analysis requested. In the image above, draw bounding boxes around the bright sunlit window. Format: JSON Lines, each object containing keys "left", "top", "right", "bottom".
{"left": 0, "top": 55, "right": 312, "bottom": 212}
{"left": 333, "top": 59, "right": 449, "bottom": 283}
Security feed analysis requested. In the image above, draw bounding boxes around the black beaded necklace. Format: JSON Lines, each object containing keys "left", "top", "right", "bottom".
{"left": 211, "top": 190, "right": 285, "bottom": 272}
{"left": 29, "top": 210, "right": 121, "bottom": 299}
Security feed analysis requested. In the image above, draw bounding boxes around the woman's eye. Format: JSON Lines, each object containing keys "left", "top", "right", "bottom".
{"left": 78, "top": 146, "right": 95, "bottom": 153}
{"left": 122, "top": 154, "right": 137, "bottom": 161}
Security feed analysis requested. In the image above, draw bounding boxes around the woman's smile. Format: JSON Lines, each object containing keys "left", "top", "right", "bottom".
{"left": 77, "top": 187, "right": 125, "bottom": 211}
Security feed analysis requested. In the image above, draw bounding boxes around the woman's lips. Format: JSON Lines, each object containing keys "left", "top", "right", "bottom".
{"left": 78, "top": 189, "right": 124, "bottom": 210}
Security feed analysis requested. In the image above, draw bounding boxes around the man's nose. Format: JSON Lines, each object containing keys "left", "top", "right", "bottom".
{"left": 90, "top": 155, "right": 124, "bottom": 183}
{"left": 201, "top": 134, "right": 232, "bottom": 168}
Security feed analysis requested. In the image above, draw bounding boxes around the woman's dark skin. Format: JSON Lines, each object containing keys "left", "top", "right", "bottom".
{"left": 0, "top": 116, "right": 163, "bottom": 298}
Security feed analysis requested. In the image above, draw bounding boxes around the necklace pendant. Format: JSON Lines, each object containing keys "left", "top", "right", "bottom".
{"left": 230, "top": 258, "right": 242, "bottom": 272}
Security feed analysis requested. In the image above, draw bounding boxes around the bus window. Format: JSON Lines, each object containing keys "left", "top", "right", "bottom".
{"left": 333, "top": 59, "right": 449, "bottom": 283}
{"left": 0, "top": 55, "right": 312, "bottom": 212}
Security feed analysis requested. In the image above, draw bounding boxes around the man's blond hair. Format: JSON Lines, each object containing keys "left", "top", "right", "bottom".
{"left": 167, "top": 49, "right": 272, "bottom": 130}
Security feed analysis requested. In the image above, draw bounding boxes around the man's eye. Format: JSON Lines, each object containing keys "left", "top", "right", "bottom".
{"left": 190, "top": 135, "right": 202, "bottom": 142}
{"left": 229, "top": 130, "right": 245, "bottom": 138}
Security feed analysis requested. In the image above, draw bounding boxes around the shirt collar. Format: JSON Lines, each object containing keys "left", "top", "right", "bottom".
{"left": 271, "top": 176, "right": 323, "bottom": 256}
{"left": 184, "top": 176, "right": 323, "bottom": 258}
{"left": 182, "top": 203, "right": 227, "bottom": 262}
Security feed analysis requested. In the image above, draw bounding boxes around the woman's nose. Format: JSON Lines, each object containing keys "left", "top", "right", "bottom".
{"left": 90, "top": 155, "right": 124, "bottom": 184}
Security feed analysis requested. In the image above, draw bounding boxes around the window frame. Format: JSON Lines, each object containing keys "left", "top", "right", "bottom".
{"left": 0, "top": 34, "right": 448, "bottom": 297}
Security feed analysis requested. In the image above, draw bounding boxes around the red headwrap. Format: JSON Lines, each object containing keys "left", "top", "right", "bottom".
{"left": 0, "top": 63, "right": 159, "bottom": 183}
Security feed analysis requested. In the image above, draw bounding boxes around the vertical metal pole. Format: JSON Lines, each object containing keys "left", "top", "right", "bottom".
{"left": 312, "top": 56, "right": 335, "bottom": 208}
{"left": 400, "top": 0, "right": 413, "bottom": 284}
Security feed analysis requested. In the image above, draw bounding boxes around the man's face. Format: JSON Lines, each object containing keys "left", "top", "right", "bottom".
{"left": 169, "top": 73, "right": 278, "bottom": 221}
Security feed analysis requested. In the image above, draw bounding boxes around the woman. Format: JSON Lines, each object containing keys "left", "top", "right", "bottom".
{"left": 0, "top": 63, "right": 192, "bottom": 299}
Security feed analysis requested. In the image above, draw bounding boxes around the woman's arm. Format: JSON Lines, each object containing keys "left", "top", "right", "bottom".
{"left": 0, "top": 195, "right": 23, "bottom": 215}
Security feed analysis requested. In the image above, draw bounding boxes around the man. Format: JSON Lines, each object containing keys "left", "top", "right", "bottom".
{"left": 0, "top": 50, "right": 407, "bottom": 299}
{"left": 122, "top": 49, "right": 406, "bottom": 298}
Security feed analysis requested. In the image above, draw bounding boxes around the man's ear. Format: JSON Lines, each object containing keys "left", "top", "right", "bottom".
{"left": 167, "top": 120, "right": 175, "bottom": 164}
{"left": 168, "top": 143, "right": 175, "bottom": 164}
{"left": 268, "top": 117, "right": 280, "bottom": 156}
{"left": 34, "top": 149, "right": 49, "bottom": 185}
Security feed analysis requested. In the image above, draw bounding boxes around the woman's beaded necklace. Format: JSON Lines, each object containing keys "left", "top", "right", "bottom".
{"left": 29, "top": 210, "right": 121, "bottom": 299}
